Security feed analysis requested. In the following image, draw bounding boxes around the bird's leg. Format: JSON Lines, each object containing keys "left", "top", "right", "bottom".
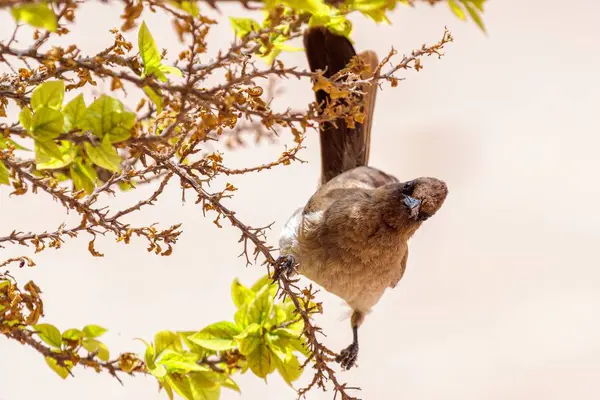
{"left": 336, "top": 310, "right": 363, "bottom": 370}
{"left": 273, "top": 254, "right": 296, "bottom": 281}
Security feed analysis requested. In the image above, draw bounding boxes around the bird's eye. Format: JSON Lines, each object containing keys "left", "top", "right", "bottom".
{"left": 401, "top": 181, "right": 415, "bottom": 194}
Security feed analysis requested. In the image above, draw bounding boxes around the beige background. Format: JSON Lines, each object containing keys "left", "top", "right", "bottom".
{"left": 2, "top": 1, "right": 600, "bottom": 399}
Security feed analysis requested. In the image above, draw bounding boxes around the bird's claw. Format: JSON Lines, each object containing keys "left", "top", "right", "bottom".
{"left": 336, "top": 342, "right": 359, "bottom": 370}
{"left": 273, "top": 254, "right": 296, "bottom": 281}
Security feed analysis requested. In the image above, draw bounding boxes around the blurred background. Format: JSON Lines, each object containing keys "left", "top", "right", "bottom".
{"left": 2, "top": 0, "right": 600, "bottom": 399}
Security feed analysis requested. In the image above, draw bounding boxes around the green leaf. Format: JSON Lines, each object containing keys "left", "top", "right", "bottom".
{"left": 469, "top": 0, "right": 486, "bottom": 12}
{"left": 62, "top": 328, "right": 84, "bottom": 341}
{"left": 265, "top": 333, "right": 289, "bottom": 362}
{"left": 138, "top": 21, "right": 162, "bottom": 74}
{"left": 349, "top": 0, "right": 389, "bottom": 12}
{"left": 145, "top": 343, "right": 157, "bottom": 370}
{"left": 151, "top": 364, "right": 168, "bottom": 378}
{"left": 246, "top": 283, "right": 274, "bottom": 325}
{"left": 0, "top": 137, "right": 30, "bottom": 151}
{"left": 84, "top": 135, "right": 122, "bottom": 173}
{"left": 35, "top": 140, "right": 76, "bottom": 170}
{"left": 234, "top": 323, "right": 261, "bottom": 356}
{"left": 81, "top": 95, "right": 135, "bottom": 143}
{"left": 143, "top": 86, "right": 163, "bottom": 114}
{"left": 82, "top": 338, "right": 110, "bottom": 361}
{"left": 159, "top": 65, "right": 183, "bottom": 78}
{"left": 189, "top": 372, "right": 221, "bottom": 400}
{"left": 168, "top": 0, "right": 200, "bottom": 16}
{"left": 231, "top": 278, "right": 254, "bottom": 309}
{"left": 11, "top": 2, "right": 57, "bottom": 32}
{"left": 63, "top": 94, "right": 87, "bottom": 131}
{"left": 234, "top": 303, "right": 249, "bottom": 328}
{"left": 31, "top": 107, "right": 64, "bottom": 140}
{"left": 250, "top": 274, "right": 277, "bottom": 295}
{"left": 272, "top": 331, "right": 311, "bottom": 358}
{"left": 19, "top": 107, "right": 32, "bottom": 132}
{"left": 463, "top": 1, "right": 486, "bottom": 32}
{"left": 34, "top": 323, "right": 63, "bottom": 349}
{"left": 273, "top": 352, "right": 302, "bottom": 386}
{"left": 201, "top": 371, "right": 241, "bottom": 393}
{"left": 178, "top": 331, "right": 212, "bottom": 358}
{"left": 82, "top": 324, "right": 108, "bottom": 338}
{"left": 247, "top": 343, "right": 272, "bottom": 378}
{"left": 448, "top": 0, "right": 466, "bottom": 20}
{"left": 70, "top": 160, "right": 97, "bottom": 194}
{"left": 156, "top": 349, "right": 209, "bottom": 373}
{"left": 0, "top": 161, "right": 9, "bottom": 185}
{"left": 229, "top": 17, "right": 260, "bottom": 39}
{"left": 189, "top": 321, "right": 241, "bottom": 351}
{"left": 44, "top": 356, "right": 70, "bottom": 379}
{"left": 166, "top": 375, "right": 195, "bottom": 400}
{"left": 155, "top": 330, "right": 184, "bottom": 356}
{"left": 31, "top": 80, "right": 65, "bottom": 111}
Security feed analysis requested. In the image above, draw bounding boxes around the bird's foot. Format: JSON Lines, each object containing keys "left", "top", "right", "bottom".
{"left": 336, "top": 341, "right": 359, "bottom": 370}
{"left": 273, "top": 254, "right": 296, "bottom": 281}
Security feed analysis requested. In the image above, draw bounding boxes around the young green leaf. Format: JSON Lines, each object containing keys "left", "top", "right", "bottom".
{"left": 143, "top": 86, "right": 164, "bottom": 114}
{"left": 35, "top": 140, "right": 76, "bottom": 170}
{"left": 168, "top": 0, "right": 200, "bottom": 17}
{"left": 11, "top": 2, "right": 58, "bottom": 32}
{"left": 81, "top": 95, "right": 135, "bottom": 143}
{"left": 70, "top": 160, "right": 97, "bottom": 194}
{"left": 31, "top": 80, "right": 65, "bottom": 111}
{"left": 188, "top": 372, "right": 221, "bottom": 400}
{"left": 31, "top": 107, "right": 64, "bottom": 140}
{"left": 156, "top": 349, "right": 209, "bottom": 373}
{"left": 189, "top": 321, "right": 242, "bottom": 351}
{"left": 273, "top": 352, "right": 302, "bottom": 386}
{"left": 145, "top": 342, "right": 157, "bottom": 370}
{"left": 229, "top": 17, "right": 260, "bottom": 39}
{"left": 19, "top": 107, "right": 32, "bottom": 132}
{"left": 62, "top": 328, "right": 84, "bottom": 341}
{"left": 178, "top": 331, "right": 212, "bottom": 358}
{"left": 84, "top": 136, "right": 122, "bottom": 173}
{"left": 34, "top": 323, "right": 63, "bottom": 349}
{"left": 138, "top": 21, "right": 162, "bottom": 74}
{"left": 246, "top": 283, "right": 274, "bottom": 326}
{"left": 234, "top": 323, "right": 262, "bottom": 356}
{"left": 0, "top": 137, "right": 31, "bottom": 152}
{"left": 0, "top": 161, "right": 10, "bottom": 185}
{"left": 154, "top": 330, "right": 184, "bottom": 356}
{"left": 234, "top": 303, "right": 249, "bottom": 328}
{"left": 448, "top": 0, "right": 466, "bottom": 20}
{"left": 82, "top": 324, "right": 108, "bottom": 338}
{"left": 166, "top": 375, "right": 195, "bottom": 400}
{"left": 44, "top": 356, "right": 70, "bottom": 379}
{"left": 81, "top": 338, "right": 110, "bottom": 361}
{"left": 63, "top": 94, "right": 87, "bottom": 131}
{"left": 200, "top": 371, "right": 241, "bottom": 393}
{"left": 231, "top": 278, "right": 255, "bottom": 308}
{"left": 246, "top": 343, "right": 273, "bottom": 379}
{"left": 463, "top": 1, "right": 486, "bottom": 32}
{"left": 159, "top": 65, "right": 183, "bottom": 78}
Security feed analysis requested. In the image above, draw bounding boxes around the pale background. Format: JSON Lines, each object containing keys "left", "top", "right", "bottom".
{"left": 2, "top": 1, "right": 600, "bottom": 399}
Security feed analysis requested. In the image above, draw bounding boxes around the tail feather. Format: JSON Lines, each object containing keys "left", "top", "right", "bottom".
{"left": 303, "top": 27, "right": 379, "bottom": 185}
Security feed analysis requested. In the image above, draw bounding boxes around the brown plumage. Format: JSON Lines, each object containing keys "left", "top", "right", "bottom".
{"left": 278, "top": 26, "right": 448, "bottom": 370}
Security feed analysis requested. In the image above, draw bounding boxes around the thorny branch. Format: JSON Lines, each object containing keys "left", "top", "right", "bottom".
{"left": 0, "top": 0, "right": 454, "bottom": 398}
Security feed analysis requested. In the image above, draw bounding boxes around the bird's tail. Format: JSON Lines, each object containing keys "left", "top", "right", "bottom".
{"left": 303, "top": 26, "right": 379, "bottom": 185}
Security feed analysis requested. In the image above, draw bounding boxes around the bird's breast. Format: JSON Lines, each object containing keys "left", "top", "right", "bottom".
{"left": 279, "top": 209, "right": 405, "bottom": 313}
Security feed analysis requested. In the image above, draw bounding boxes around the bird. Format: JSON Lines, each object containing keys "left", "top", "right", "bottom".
{"left": 277, "top": 26, "right": 449, "bottom": 370}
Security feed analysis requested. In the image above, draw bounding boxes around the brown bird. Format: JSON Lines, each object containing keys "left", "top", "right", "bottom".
{"left": 277, "top": 26, "right": 449, "bottom": 370}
